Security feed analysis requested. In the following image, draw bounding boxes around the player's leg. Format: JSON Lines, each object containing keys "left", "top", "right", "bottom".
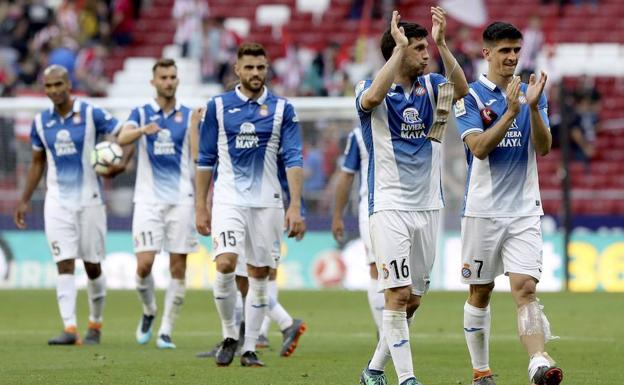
{"left": 156, "top": 204, "right": 198, "bottom": 348}
{"left": 155, "top": 253, "right": 187, "bottom": 349}
{"left": 211, "top": 205, "right": 246, "bottom": 366}
{"left": 239, "top": 207, "right": 282, "bottom": 367}
{"left": 257, "top": 268, "right": 277, "bottom": 348}
{"left": 80, "top": 204, "right": 107, "bottom": 345}
{"left": 363, "top": 210, "right": 414, "bottom": 385}
{"left": 45, "top": 200, "right": 81, "bottom": 345}
{"left": 267, "top": 266, "right": 306, "bottom": 357}
{"left": 49, "top": 259, "right": 81, "bottom": 345}
{"left": 360, "top": 212, "right": 384, "bottom": 334}
{"left": 461, "top": 216, "right": 504, "bottom": 385}
{"left": 132, "top": 203, "right": 165, "bottom": 344}
{"left": 504, "top": 217, "right": 562, "bottom": 385}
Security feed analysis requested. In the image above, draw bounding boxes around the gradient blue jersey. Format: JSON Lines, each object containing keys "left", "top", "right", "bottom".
{"left": 198, "top": 85, "right": 303, "bottom": 208}
{"left": 126, "top": 100, "right": 194, "bottom": 204}
{"left": 356, "top": 74, "right": 447, "bottom": 215}
{"left": 30, "top": 100, "right": 120, "bottom": 209}
{"left": 454, "top": 74, "right": 548, "bottom": 217}
{"left": 341, "top": 127, "right": 368, "bottom": 215}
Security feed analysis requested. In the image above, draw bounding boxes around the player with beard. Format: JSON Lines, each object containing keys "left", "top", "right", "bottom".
{"left": 118, "top": 58, "right": 203, "bottom": 349}
{"left": 196, "top": 43, "right": 305, "bottom": 367}
{"left": 356, "top": 8, "right": 468, "bottom": 385}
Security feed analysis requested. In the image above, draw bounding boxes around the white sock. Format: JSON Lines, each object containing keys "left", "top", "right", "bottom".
{"left": 56, "top": 274, "right": 77, "bottom": 329}
{"left": 369, "top": 327, "right": 391, "bottom": 372}
{"left": 87, "top": 274, "right": 106, "bottom": 323}
{"left": 259, "top": 279, "right": 279, "bottom": 336}
{"left": 242, "top": 277, "right": 268, "bottom": 352}
{"left": 234, "top": 290, "right": 244, "bottom": 328}
{"left": 384, "top": 310, "right": 414, "bottom": 384}
{"left": 268, "top": 296, "right": 293, "bottom": 331}
{"left": 367, "top": 278, "right": 384, "bottom": 332}
{"left": 464, "top": 302, "right": 491, "bottom": 371}
{"left": 214, "top": 272, "right": 238, "bottom": 339}
{"left": 528, "top": 354, "right": 551, "bottom": 381}
{"left": 136, "top": 274, "right": 157, "bottom": 316}
{"left": 158, "top": 278, "right": 186, "bottom": 337}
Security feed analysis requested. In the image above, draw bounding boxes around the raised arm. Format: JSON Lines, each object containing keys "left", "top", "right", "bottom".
{"left": 430, "top": 6, "right": 469, "bottom": 100}
{"left": 526, "top": 71, "right": 552, "bottom": 156}
{"left": 360, "top": 11, "right": 408, "bottom": 111}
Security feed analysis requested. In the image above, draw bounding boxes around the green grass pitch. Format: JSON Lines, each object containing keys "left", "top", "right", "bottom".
{"left": 0, "top": 290, "right": 621, "bottom": 385}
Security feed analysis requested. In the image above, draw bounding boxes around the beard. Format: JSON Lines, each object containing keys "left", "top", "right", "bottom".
{"left": 241, "top": 77, "right": 265, "bottom": 92}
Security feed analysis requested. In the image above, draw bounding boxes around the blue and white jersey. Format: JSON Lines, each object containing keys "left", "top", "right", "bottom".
{"left": 454, "top": 74, "right": 548, "bottom": 217}
{"left": 341, "top": 127, "right": 369, "bottom": 216}
{"left": 198, "top": 85, "right": 303, "bottom": 208}
{"left": 356, "top": 74, "right": 447, "bottom": 215}
{"left": 30, "top": 99, "right": 120, "bottom": 209}
{"left": 126, "top": 100, "right": 194, "bottom": 205}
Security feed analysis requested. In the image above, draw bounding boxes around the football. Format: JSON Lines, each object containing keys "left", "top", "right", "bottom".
{"left": 91, "top": 141, "right": 123, "bottom": 174}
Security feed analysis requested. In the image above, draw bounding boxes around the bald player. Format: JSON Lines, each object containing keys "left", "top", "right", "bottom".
{"left": 14, "top": 65, "right": 127, "bottom": 345}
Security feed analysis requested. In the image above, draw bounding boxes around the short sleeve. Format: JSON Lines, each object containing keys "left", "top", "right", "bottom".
{"left": 197, "top": 98, "right": 219, "bottom": 170}
{"left": 30, "top": 119, "right": 44, "bottom": 151}
{"left": 455, "top": 92, "right": 484, "bottom": 140}
{"left": 125, "top": 107, "right": 141, "bottom": 127}
{"left": 279, "top": 101, "right": 303, "bottom": 169}
{"left": 93, "top": 105, "right": 121, "bottom": 135}
{"left": 355, "top": 80, "right": 373, "bottom": 114}
{"left": 341, "top": 130, "right": 361, "bottom": 173}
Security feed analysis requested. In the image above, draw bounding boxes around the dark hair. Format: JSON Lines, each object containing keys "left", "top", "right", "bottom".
{"left": 380, "top": 22, "right": 428, "bottom": 61}
{"left": 237, "top": 42, "right": 267, "bottom": 59}
{"left": 152, "top": 58, "right": 176, "bottom": 73}
{"left": 482, "top": 22, "right": 523, "bottom": 45}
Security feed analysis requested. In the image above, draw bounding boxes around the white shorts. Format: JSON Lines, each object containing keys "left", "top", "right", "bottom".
{"left": 212, "top": 204, "right": 283, "bottom": 269}
{"left": 461, "top": 216, "right": 543, "bottom": 284}
{"left": 133, "top": 203, "right": 198, "bottom": 254}
{"left": 358, "top": 204, "right": 375, "bottom": 265}
{"left": 44, "top": 199, "right": 106, "bottom": 263}
{"left": 370, "top": 210, "right": 439, "bottom": 295}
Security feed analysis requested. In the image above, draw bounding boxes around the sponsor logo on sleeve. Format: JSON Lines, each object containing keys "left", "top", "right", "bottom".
{"left": 454, "top": 98, "right": 466, "bottom": 117}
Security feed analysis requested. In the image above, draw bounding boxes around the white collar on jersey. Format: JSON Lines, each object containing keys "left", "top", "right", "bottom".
{"left": 478, "top": 74, "right": 498, "bottom": 91}
{"left": 49, "top": 98, "right": 81, "bottom": 118}
{"left": 149, "top": 99, "right": 182, "bottom": 115}
{"left": 235, "top": 84, "right": 268, "bottom": 105}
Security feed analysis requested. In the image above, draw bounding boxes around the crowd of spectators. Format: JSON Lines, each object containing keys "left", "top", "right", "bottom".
{"left": 0, "top": 0, "right": 142, "bottom": 97}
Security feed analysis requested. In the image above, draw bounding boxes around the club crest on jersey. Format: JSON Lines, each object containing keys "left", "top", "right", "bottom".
{"left": 519, "top": 94, "right": 527, "bottom": 104}
{"left": 72, "top": 114, "right": 81, "bottom": 124}
{"left": 174, "top": 111, "right": 183, "bottom": 123}
{"left": 259, "top": 104, "right": 269, "bottom": 117}
{"left": 381, "top": 263, "right": 390, "bottom": 279}
{"left": 54, "top": 129, "right": 77, "bottom": 156}
{"left": 236, "top": 122, "right": 259, "bottom": 149}
{"left": 462, "top": 263, "right": 472, "bottom": 278}
{"left": 401, "top": 108, "right": 426, "bottom": 139}
{"left": 414, "top": 85, "right": 426, "bottom": 96}
{"left": 154, "top": 129, "right": 176, "bottom": 155}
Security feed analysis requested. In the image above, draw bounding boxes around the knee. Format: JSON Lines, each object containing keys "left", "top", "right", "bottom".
{"left": 215, "top": 255, "right": 236, "bottom": 274}
{"left": 84, "top": 263, "right": 102, "bottom": 280}
{"left": 513, "top": 278, "right": 537, "bottom": 305}
{"left": 406, "top": 296, "right": 421, "bottom": 318}
{"left": 469, "top": 283, "right": 495, "bottom": 307}
{"left": 385, "top": 286, "right": 412, "bottom": 309}
{"left": 136, "top": 260, "right": 153, "bottom": 278}
{"left": 169, "top": 257, "right": 187, "bottom": 279}
{"left": 56, "top": 260, "right": 75, "bottom": 274}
